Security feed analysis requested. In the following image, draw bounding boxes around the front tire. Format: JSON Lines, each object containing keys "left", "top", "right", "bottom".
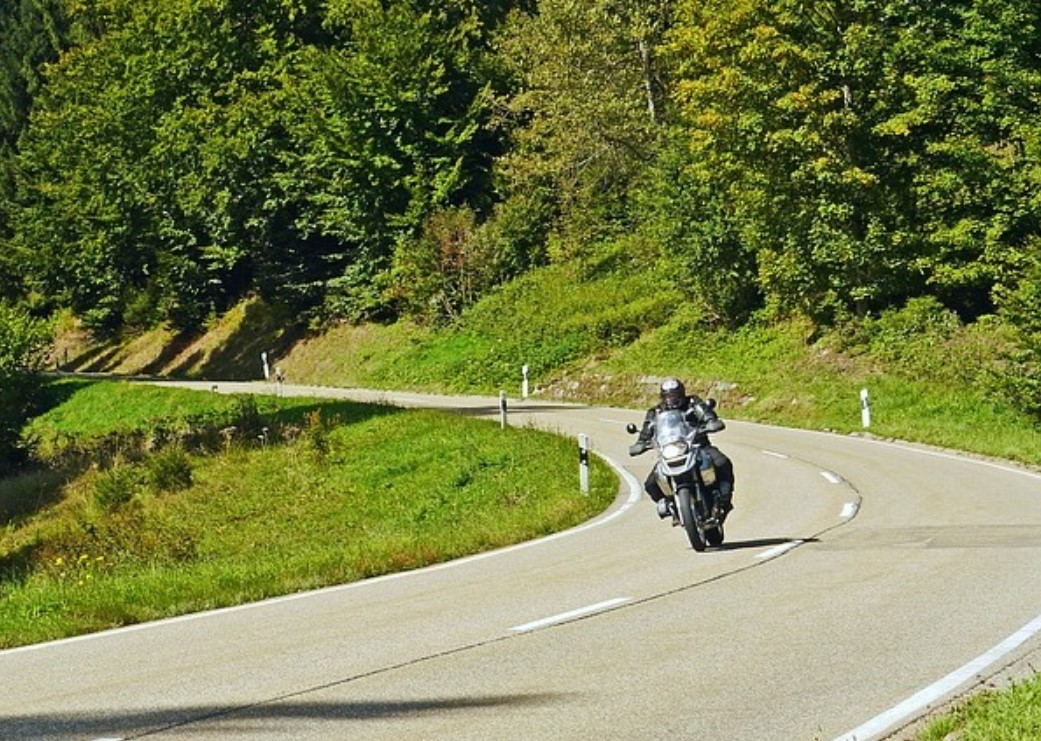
{"left": 677, "top": 485, "right": 706, "bottom": 552}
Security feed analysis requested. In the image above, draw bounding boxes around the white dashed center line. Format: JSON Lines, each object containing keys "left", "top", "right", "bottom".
{"left": 510, "top": 598, "right": 631, "bottom": 633}
{"left": 841, "top": 501, "right": 860, "bottom": 519}
{"left": 755, "top": 540, "right": 805, "bottom": 561}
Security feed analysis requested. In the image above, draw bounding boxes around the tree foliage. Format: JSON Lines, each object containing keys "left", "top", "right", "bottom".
{"left": 281, "top": 0, "right": 510, "bottom": 321}
{"left": 10, "top": 0, "right": 320, "bottom": 330}
{"left": 665, "top": 0, "right": 1041, "bottom": 325}
{"left": 0, "top": 0, "right": 76, "bottom": 301}
{"left": 6, "top": 0, "right": 514, "bottom": 331}
{"left": 497, "top": 0, "right": 671, "bottom": 252}
{"left": 2, "top": 0, "right": 1041, "bottom": 419}
{"left": 0, "top": 303, "right": 51, "bottom": 467}
{"left": 385, "top": 205, "right": 491, "bottom": 324}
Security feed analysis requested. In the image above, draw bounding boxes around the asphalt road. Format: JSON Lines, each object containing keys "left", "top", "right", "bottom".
{"left": 3, "top": 382, "right": 1041, "bottom": 741}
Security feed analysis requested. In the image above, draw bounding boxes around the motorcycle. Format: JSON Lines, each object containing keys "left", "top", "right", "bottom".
{"left": 627, "top": 406, "right": 727, "bottom": 551}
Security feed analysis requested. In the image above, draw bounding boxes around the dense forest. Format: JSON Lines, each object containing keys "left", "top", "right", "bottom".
{"left": 1, "top": 0, "right": 1040, "bottom": 446}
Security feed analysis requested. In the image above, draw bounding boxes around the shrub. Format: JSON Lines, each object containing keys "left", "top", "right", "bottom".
{"left": 146, "top": 448, "right": 193, "bottom": 493}
{"left": 0, "top": 304, "right": 51, "bottom": 469}
{"left": 386, "top": 206, "right": 505, "bottom": 325}
{"left": 857, "top": 297, "right": 1002, "bottom": 389}
{"left": 302, "top": 410, "right": 330, "bottom": 462}
{"left": 865, "top": 297, "right": 961, "bottom": 359}
{"left": 993, "top": 249, "right": 1041, "bottom": 420}
{"left": 232, "top": 396, "right": 264, "bottom": 440}
{"left": 92, "top": 466, "right": 141, "bottom": 511}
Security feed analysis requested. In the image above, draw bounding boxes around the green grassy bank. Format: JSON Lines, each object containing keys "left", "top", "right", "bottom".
{"left": 1, "top": 380, "right": 616, "bottom": 648}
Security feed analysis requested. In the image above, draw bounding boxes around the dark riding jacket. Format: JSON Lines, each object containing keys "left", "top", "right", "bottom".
{"left": 630, "top": 394, "right": 724, "bottom": 455}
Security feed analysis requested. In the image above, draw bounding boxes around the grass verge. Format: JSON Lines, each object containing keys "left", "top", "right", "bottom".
{"left": 916, "top": 678, "right": 1041, "bottom": 740}
{"left": 1, "top": 380, "right": 616, "bottom": 648}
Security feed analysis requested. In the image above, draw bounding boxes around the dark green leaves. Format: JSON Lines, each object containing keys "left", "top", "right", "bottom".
{"left": 5, "top": 0, "right": 514, "bottom": 330}
{"left": 0, "top": 303, "right": 51, "bottom": 467}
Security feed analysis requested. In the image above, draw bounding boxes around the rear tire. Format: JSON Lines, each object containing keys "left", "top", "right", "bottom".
{"left": 677, "top": 486, "right": 706, "bottom": 552}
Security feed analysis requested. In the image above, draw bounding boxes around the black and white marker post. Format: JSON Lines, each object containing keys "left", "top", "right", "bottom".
{"left": 578, "top": 434, "right": 590, "bottom": 495}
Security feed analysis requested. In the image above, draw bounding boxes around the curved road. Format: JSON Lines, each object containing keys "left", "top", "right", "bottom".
{"left": 3, "top": 383, "right": 1041, "bottom": 740}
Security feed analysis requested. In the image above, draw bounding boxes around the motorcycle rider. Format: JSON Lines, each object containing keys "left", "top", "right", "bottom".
{"left": 629, "top": 377, "right": 735, "bottom": 522}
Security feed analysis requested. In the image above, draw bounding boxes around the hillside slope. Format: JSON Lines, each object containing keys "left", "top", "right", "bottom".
{"left": 53, "top": 255, "right": 1041, "bottom": 470}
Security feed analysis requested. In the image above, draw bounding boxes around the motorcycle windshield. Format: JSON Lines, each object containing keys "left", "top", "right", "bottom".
{"left": 654, "top": 409, "right": 691, "bottom": 447}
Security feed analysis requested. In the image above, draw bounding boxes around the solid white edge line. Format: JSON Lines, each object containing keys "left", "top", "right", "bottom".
{"left": 1, "top": 450, "right": 643, "bottom": 658}
{"left": 739, "top": 421, "right": 1041, "bottom": 741}
{"left": 510, "top": 598, "right": 632, "bottom": 634}
{"left": 831, "top": 613, "right": 1041, "bottom": 741}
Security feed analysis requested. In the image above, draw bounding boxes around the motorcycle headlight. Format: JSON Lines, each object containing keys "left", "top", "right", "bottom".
{"left": 661, "top": 441, "right": 689, "bottom": 460}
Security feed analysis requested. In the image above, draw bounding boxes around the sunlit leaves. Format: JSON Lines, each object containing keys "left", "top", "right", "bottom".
{"left": 667, "top": 0, "right": 1041, "bottom": 323}
{"left": 497, "top": 0, "right": 671, "bottom": 250}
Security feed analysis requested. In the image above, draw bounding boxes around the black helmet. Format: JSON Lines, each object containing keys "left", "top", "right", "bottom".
{"left": 660, "top": 377, "right": 686, "bottom": 410}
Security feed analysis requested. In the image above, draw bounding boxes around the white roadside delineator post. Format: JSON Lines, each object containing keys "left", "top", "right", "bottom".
{"left": 522, "top": 364, "right": 529, "bottom": 400}
{"left": 579, "top": 434, "right": 590, "bottom": 495}
{"left": 861, "top": 388, "right": 871, "bottom": 428}
{"left": 499, "top": 391, "right": 508, "bottom": 429}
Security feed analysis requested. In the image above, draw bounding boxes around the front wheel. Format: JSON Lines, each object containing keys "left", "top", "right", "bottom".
{"left": 676, "top": 485, "right": 706, "bottom": 552}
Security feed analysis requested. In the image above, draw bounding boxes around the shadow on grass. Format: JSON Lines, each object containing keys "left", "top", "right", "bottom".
{"left": 0, "top": 467, "right": 68, "bottom": 521}
{"left": 0, "top": 537, "right": 44, "bottom": 585}
{"left": 65, "top": 342, "right": 122, "bottom": 372}
{"left": 139, "top": 333, "right": 195, "bottom": 376}
{"left": 0, "top": 694, "right": 567, "bottom": 738}
{"left": 173, "top": 300, "right": 308, "bottom": 380}
{"left": 54, "top": 299, "right": 306, "bottom": 381}
{"left": 0, "top": 378, "right": 95, "bottom": 532}
{"left": 260, "top": 399, "right": 404, "bottom": 431}
{"left": 32, "top": 376, "right": 97, "bottom": 417}
{"left": 6, "top": 386, "right": 404, "bottom": 535}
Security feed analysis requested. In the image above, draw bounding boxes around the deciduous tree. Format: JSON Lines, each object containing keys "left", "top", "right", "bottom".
{"left": 666, "top": 0, "right": 1041, "bottom": 324}
{"left": 497, "top": 0, "right": 673, "bottom": 253}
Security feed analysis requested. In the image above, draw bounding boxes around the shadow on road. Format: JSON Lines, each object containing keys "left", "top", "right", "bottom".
{"left": 714, "top": 537, "right": 818, "bottom": 552}
{"left": 453, "top": 403, "right": 588, "bottom": 418}
{"left": 0, "top": 693, "right": 570, "bottom": 738}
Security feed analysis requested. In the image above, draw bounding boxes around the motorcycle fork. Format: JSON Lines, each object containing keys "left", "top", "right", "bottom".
{"left": 661, "top": 472, "right": 700, "bottom": 512}
{"left": 686, "top": 475, "right": 721, "bottom": 527}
